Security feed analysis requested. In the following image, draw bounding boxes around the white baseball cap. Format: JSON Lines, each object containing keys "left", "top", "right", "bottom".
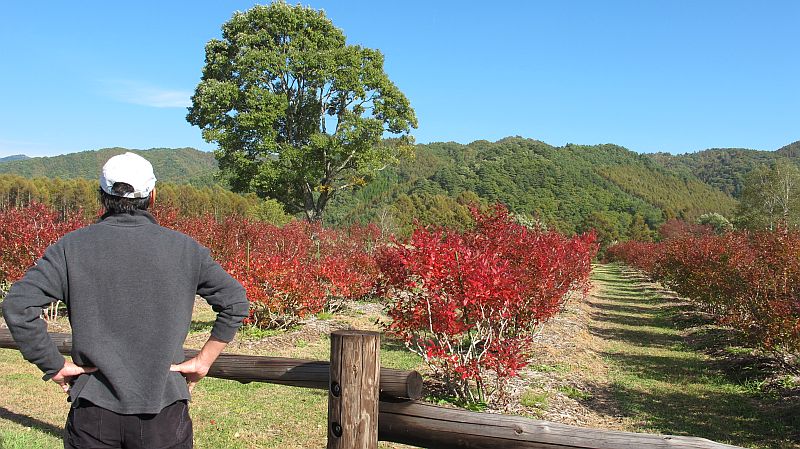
{"left": 99, "top": 152, "right": 157, "bottom": 198}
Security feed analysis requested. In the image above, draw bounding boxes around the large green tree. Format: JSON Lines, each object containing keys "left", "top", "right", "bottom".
{"left": 187, "top": 3, "right": 417, "bottom": 221}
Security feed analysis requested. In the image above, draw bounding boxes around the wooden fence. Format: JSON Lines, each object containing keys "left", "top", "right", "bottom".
{"left": 0, "top": 329, "right": 743, "bottom": 449}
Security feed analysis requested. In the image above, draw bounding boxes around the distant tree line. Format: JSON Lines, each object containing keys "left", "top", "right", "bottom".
{"left": 3, "top": 137, "right": 798, "bottom": 246}
{"left": 0, "top": 175, "right": 291, "bottom": 224}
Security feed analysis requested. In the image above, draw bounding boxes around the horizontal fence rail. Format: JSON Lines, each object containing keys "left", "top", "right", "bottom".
{"left": 378, "top": 399, "right": 743, "bottom": 449}
{"left": 0, "top": 329, "right": 743, "bottom": 449}
{"left": 0, "top": 329, "right": 422, "bottom": 400}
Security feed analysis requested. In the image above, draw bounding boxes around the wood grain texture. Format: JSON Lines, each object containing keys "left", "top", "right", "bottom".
{"left": 378, "top": 400, "right": 744, "bottom": 449}
{"left": 328, "top": 330, "right": 380, "bottom": 449}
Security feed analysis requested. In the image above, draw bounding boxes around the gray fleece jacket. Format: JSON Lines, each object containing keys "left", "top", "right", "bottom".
{"left": 1, "top": 210, "right": 249, "bottom": 414}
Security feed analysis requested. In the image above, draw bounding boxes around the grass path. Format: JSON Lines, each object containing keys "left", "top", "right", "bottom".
{"left": 589, "top": 264, "right": 799, "bottom": 449}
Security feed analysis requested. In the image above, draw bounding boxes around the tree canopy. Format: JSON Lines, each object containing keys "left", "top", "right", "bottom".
{"left": 736, "top": 162, "right": 800, "bottom": 230}
{"left": 187, "top": 2, "right": 417, "bottom": 221}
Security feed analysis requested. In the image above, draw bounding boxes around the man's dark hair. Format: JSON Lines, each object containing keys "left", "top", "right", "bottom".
{"left": 100, "top": 182, "right": 151, "bottom": 215}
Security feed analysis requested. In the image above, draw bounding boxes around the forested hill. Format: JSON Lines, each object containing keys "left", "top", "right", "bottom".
{"left": 4, "top": 138, "right": 798, "bottom": 240}
{"left": 0, "top": 155, "right": 30, "bottom": 163}
{"left": 776, "top": 140, "right": 800, "bottom": 158}
{"left": 326, "top": 137, "right": 737, "bottom": 236}
{"left": 0, "top": 147, "right": 217, "bottom": 186}
{"left": 645, "top": 140, "right": 800, "bottom": 198}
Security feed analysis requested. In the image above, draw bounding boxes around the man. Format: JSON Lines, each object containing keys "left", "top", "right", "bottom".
{"left": 2, "top": 152, "right": 249, "bottom": 448}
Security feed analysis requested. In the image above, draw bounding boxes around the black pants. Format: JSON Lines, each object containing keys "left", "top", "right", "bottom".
{"left": 64, "top": 400, "right": 193, "bottom": 449}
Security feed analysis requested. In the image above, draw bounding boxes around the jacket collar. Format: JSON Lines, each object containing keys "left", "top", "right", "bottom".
{"left": 97, "top": 210, "right": 159, "bottom": 227}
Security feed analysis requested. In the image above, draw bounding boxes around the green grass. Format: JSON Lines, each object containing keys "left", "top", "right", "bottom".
{"left": 528, "top": 363, "right": 571, "bottom": 373}
{"left": 380, "top": 338, "right": 423, "bottom": 370}
{"left": 591, "top": 264, "right": 800, "bottom": 449}
{"left": 188, "top": 320, "right": 214, "bottom": 334}
{"left": 238, "top": 324, "right": 288, "bottom": 341}
{"left": 558, "top": 385, "right": 593, "bottom": 401}
{"left": 520, "top": 389, "right": 549, "bottom": 418}
{"left": 0, "top": 429, "right": 55, "bottom": 449}
{"left": 315, "top": 311, "right": 335, "bottom": 320}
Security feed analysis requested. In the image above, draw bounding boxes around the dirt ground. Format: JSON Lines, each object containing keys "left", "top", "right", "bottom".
{"left": 496, "top": 285, "right": 635, "bottom": 429}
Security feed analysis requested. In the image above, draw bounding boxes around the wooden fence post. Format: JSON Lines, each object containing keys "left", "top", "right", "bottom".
{"left": 328, "top": 330, "right": 381, "bottom": 449}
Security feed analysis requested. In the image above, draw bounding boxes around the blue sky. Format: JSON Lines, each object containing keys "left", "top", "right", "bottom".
{"left": 1, "top": 1, "right": 797, "bottom": 157}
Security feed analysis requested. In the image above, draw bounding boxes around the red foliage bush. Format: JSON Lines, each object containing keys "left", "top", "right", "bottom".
{"left": 0, "top": 203, "right": 89, "bottom": 284}
{"left": 604, "top": 240, "right": 659, "bottom": 274}
{"left": 657, "top": 218, "right": 713, "bottom": 241}
{"left": 376, "top": 205, "right": 598, "bottom": 403}
{"left": 154, "top": 206, "right": 380, "bottom": 327}
{"left": 608, "top": 231, "right": 800, "bottom": 361}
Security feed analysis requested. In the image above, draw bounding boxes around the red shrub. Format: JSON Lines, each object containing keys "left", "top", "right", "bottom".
{"left": 0, "top": 203, "right": 88, "bottom": 284}
{"left": 154, "top": 206, "right": 380, "bottom": 327}
{"left": 608, "top": 231, "right": 800, "bottom": 360}
{"left": 376, "top": 205, "right": 598, "bottom": 403}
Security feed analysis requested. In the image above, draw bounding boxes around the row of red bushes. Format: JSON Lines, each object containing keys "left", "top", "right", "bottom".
{"left": 0, "top": 203, "right": 598, "bottom": 402}
{"left": 607, "top": 229, "right": 800, "bottom": 360}
{"left": 157, "top": 208, "right": 382, "bottom": 328}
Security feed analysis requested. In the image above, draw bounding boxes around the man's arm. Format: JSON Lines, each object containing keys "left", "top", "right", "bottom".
{"left": 2, "top": 244, "right": 69, "bottom": 380}
{"left": 170, "top": 335, "right": 227, "bottom": 392}
{"left": 195, "top": 249, "right": 249, "bottom": 343}
{"left": 170, "top": 249, "right": 248, "bottom": 390}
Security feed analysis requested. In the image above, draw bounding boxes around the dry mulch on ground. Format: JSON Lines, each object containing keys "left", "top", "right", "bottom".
{"left": 494, "top": 286, "right": 634, "bottom": 429}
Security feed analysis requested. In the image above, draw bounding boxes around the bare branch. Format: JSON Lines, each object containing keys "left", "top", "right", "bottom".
{"left": 334, "top": 150, "right": 357, "bottom": 174}
{"left": 335, "top": 183, "right": 355, "bottom": 191}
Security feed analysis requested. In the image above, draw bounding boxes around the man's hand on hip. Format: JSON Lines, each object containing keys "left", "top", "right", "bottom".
{"left": 169, "top": 335, "right": 228, "bottom": 393}
{"left": 169, "top": 358, "right": 210, "bottom": 393}
{"left": 52, "top": 361, "right": 97, "bottom": 393}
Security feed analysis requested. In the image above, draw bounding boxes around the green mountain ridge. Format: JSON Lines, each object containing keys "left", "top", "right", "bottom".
{"left": 645, "top": 143, "right": 800, "bottom": 198}
{"left": 0, "top": 147, "right": 218, "bottom": 186}
{"left": 2, "top": 139, "right": 797, "bottom": 240}
{"left": 325, "top": 138, "right": 739, "bottom": 237}
{"left": 0, "top": 155, "right": 30, "bottom": 163}
{"left": 776, "top": 140, "right": 800, "bottom": 158}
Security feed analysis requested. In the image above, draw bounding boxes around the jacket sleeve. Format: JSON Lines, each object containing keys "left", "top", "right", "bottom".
{"left": 1, "top": 243, "right": 67, "bottom": 381}
{"left": 196, "top": 248, "right": 249, "bottom": 342}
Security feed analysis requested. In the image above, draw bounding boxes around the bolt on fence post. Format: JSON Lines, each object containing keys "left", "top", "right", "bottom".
{"left": 328, "top": 330, "right": 380, "bottom": 449}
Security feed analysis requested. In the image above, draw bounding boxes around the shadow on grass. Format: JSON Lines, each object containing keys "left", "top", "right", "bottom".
{"left": 584, "top": 379, "right": 800, "bottom": 448}
{"left": 684, "top": 325, "right": 748, "bottom": 352}
{"left": 600, "top": 351, "right": 713, "bottom": 382}
{"left": 380, "top": 337, "right": 408, "bottom": 352}
{"left": 595, "top": 283, "right": 654, "bottom": 293}
{"left": 589, "top": 310, "right": 667, "bottom": 329}
{"left": 586, "top": 301, "right": 662, "bottom": 315}
{"left": 588, "top": 264, "right": 800, "bottom": 448}
{"left": 592, "top": 295, "right": 658, "bottom": 305}
{"left": 596, "top": 293, "right": 653, "bottom": 302}
{"left": 0, "top": 406, "right": 63, "bottom": 439}
{"left": 684, "top": 326, "right": 783, "bottom": 384}
{"left": 588, "top": 325, "right": 683, "bottom": 351}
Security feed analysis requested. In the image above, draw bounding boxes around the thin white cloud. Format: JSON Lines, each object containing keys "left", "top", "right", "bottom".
{"left": 101, "top": 80, "right": 192, "bottom": 108}
{"left": 0, "top": 138, "right": 58, "bottom": 157}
